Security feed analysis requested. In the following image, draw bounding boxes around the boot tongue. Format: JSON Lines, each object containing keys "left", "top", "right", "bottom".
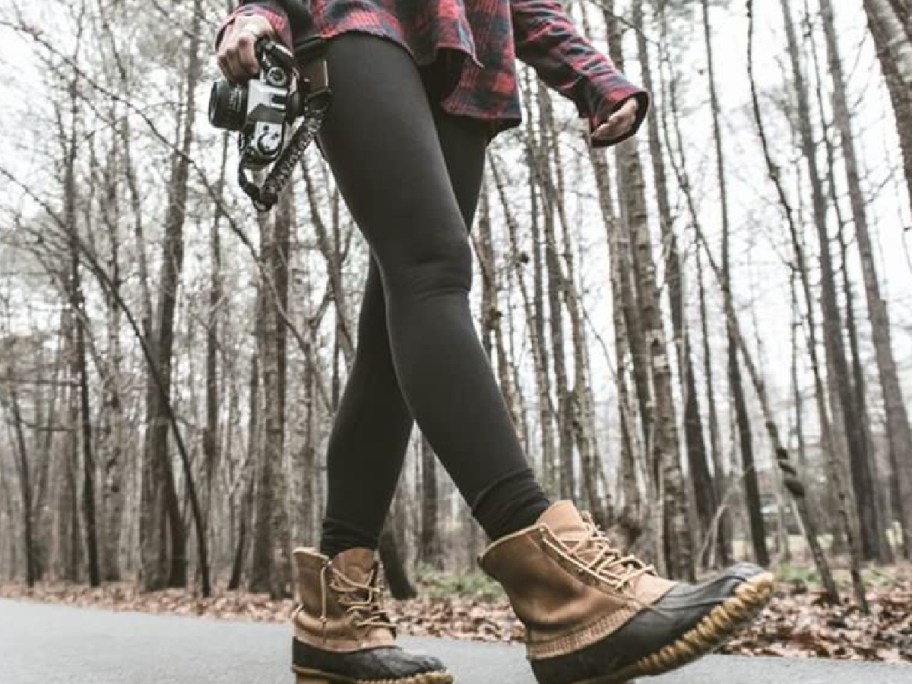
{"left": 331, "top": 548, "right": 394, "bottom": 641}
{"left": 538, "top": 500, "right": 590, "bottom": 545}
{"left": 539, "top": 500, "right": 621, "bottom": 569}
{"left": 332, "top": 547, "right": 377, "bottom": 585}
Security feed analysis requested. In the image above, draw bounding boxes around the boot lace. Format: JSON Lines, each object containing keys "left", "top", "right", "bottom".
{"left": 546, "top": 512, "right": 656, "bottom": 595}
{"left": 319, "top": 561, "right": 396, "bottom": 636}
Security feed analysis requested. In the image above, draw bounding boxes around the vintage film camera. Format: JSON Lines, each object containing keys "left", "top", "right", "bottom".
{"left": 208, "top": 35, "right": 330, "bottom": 211}
{"left": 209, "top": 38, "right": 298, "bottom": 169}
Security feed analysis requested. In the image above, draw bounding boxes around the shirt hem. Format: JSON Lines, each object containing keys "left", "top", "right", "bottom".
{"left": 318, "top": 25, "right": 517, "bottom": 140}
{"left": 319, "top": 25, "right": 484, "bottom": 70}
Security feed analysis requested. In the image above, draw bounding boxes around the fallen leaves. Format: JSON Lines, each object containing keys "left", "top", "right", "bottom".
{"left": 2, "top": 565, "right": 910, "bottom": 663}
{"left": 0, "top": 581, "right": 297, "bottom": 623}
{"left": 720, "top": 571, "right": 912, "bottom": 662}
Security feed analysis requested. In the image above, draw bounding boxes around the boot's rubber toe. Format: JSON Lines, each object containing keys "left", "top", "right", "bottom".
{"left": 292, "top": 639, "right": 453, "bottom": 684}
{"left": 531, "top": 563, "right": 775, "bottom": 684}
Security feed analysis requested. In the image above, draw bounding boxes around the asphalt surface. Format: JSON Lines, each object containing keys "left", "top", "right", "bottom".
{"left": 0, "top": 599, "right": 910, "bottom": 683}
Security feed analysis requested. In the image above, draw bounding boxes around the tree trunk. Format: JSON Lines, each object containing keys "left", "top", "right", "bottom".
{"left": 419, "top": 436, "right": 442, "bottom": 569}
{"left": 250, "top": 187, "right": 293, "bottom": 598}
{"left": 864, "top": 0, "right": 912, "bottom": 212}
{"left": 99, "top": 128, "right": 125, "bottom": 582}
{"left": 534, "top": 86, "right": 575, "bottom": 501}
{"left": 520, "top": 75, "right": 560, "bottom": 493}
{"left": 378, "top": 524, "right": 416, "bottom": 600}
{"left": 229, "top": 353, "right": 260, "bottom": 591}
{"left": 638, "top": 0, "right": 716, "bottom": 562}
{"left": 824, "top": 0, "right": 912, "bottom": 558}
{"left": 587, "top": 138, "right": 645, "bottom": 542}
{"left": 61, "top": 69, "right": 101, "bottom": 587}
{"left": 60, "top": 330, "right": 82, "bottom": 582}
{"left": 744, "top": 0, "right": 856, "bottom": 605}
{"left": 697, "top": 250, "right": 731, "bottom": 566}
{"left": 550, "top": 98, "right": 606, "bottom": 524}
{"left": 779, "top": 0, "right": 881, "bottom": 562}
{"left": 5, "top": 369, "right": 35, "bottom": 586}
{"left": 490, "top": 153, "right": 555, "bottom": 494}
{"left": 474, "top": 183, "right": 524, "bottom": 439}
{"left": 140, "top": 0, "right": 204, "bottom": 590}
{"left": 693, "top": 0, "right": 769, "bottom": 568}
{"left": 203, "top": 135, "right": 228, "bottom": 542}
{"left": 606, "top": 3, "right": 692, "bottom": 581}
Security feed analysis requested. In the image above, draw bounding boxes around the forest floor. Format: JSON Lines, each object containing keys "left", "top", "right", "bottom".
{"left": 2, "top": 563, "right": 910, "bottom": 664}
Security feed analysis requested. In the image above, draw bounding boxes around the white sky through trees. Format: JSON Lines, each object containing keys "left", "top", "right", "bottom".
{"left": 0, "top": 0, "right": 909, "bottom": 477}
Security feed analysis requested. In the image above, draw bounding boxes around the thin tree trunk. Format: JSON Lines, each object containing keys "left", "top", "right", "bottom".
{"left": 693, "top": 0, "right": 769, "bottom": 568}
{"left": 98, "top": 117, "right": 125, "bottom": 582}
{"left": 745, "top": 0, "right": 855, "bottom": 598}
{"left": 141, "top": 0, "right": 205, "bottom": 590}
{"left": 779, "top": 0, "right": 881, "bottom": 563}
{"left": 696, "top": 249, "right": 731, "bottom": 566}
{"left": 61, "top": 67, "right": 101, "bottom": 587}
{"left": 490, "top": 154, "right": 555, "bottom": 492}
{"left": 549, "top": 101, "right": 606, "bottom": 524}
{"left": 636, "top": 0, "right": 716, "bottom": 562}
{"left": 474, "top": 183, "right": 523, "bottom": 437}
{"left": 823, "top": 0, "right": 912, "bottom": 558}
{"left": 378, "top": 524, "right": 416, "bottom": 601}
{"left": 864, "top": 0, "right": 912, "bottom": 211}
{"left": 5, "top": 369, "right": 35, "bottom": 586}
{"left": 522, "top": 73, "right": 560, "bottom": 493}
{"left": 534, "top": 85, "right": 575, "bottom": 501}
{"left": 607, "top": 2, "right": 692, "bottom": 581}
{"left": 203, "top": 135, "right": 229, "bottom": 542}
{"left": 60, "top": 324, "right": 82, "bottom": 582}
{"left": 250, "top": 186, "right": 293, "bottom": 598}
{"left": 229, "top": 353, "right": 259, "bottom": 591}
{"left": 419, "top": 435, "right": 442, "bottom": 569}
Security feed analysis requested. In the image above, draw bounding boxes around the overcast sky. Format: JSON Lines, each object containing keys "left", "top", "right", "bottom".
{"left": 0, "top": 0, "right": 909, "bottom": 464}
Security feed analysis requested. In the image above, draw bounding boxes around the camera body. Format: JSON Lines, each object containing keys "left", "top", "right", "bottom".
{"left": 209, "top": 39, "right": 299, "bottom": 169}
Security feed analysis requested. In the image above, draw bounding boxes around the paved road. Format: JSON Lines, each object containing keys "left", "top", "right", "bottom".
{"left": 1, "top": 599, "right": 909, "bottom": 683}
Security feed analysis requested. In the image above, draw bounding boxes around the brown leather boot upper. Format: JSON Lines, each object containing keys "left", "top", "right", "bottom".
{"left": 478, "top": 501, "right": 676, "bottom": 659}
{"left": 292, "top": 547, "right": 396, "bottom": 653}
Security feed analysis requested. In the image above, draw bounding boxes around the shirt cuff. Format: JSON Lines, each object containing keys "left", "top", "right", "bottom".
{"left": 215, "top": 1, "right": 293, "bottom": 51}
{"left": 588, "top": 90, "right": 650, "bottom": 147}
{"left": 576, "top": 73, "right": 650, "bottom": 148}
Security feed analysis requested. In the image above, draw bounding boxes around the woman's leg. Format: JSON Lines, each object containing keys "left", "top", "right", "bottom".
{"left": 320, "top": 102, "right": 491, "bottom": 558}
{"left": 317, "top": 33, "right": 549, "bottom": 548}
{"left": 319, "top": 256, "right": 410, "bottom": 558}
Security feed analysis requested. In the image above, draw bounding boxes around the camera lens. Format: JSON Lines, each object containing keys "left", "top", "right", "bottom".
{"left": 208, "top": 80, "right": 247, "bottom": 131}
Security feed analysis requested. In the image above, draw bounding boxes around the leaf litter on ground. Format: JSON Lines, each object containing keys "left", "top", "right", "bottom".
{"left": 2, "top": 563, "right": 909, "bottom": 663}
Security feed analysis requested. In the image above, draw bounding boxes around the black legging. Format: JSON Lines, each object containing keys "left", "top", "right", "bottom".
{"left": 315, "top": 34, "right": 549, "bottom": 558}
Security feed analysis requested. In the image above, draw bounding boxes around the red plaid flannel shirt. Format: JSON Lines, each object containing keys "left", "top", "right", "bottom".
{"left": 217, "top": 0, "right": 649, "bottom": 145}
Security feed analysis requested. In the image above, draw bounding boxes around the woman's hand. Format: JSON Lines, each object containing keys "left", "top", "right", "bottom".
{"left": 217, "top": 14, "right": 276, "bottom": 83}
{"left": 590, "top": 98, "right": 640, "bottom": 145}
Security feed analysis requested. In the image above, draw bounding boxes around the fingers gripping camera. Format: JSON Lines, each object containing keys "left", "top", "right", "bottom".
{"left": 208, "top": 31, "right": 331, "bottom": 212}
{"left": 209, "top": 38, "right": 299, "bottom": 169}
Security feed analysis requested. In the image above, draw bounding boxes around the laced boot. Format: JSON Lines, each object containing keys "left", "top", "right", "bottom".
{"left": 479, "top": 501, "right": 775, "bottom": 684}
{"left": 291, "top": 547, "right": 452, "bottom": 684}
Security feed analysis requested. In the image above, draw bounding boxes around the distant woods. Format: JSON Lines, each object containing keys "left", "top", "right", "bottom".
{"left": 0, "top": 0, "right": 910, "bottom": 604}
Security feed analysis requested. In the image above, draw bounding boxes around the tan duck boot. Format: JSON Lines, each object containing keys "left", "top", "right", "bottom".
{"left": 291, "top": 547, "right": 452, "bottom": 684}
{"left": 478, "top": 501, "right": 775, "bottom": 684}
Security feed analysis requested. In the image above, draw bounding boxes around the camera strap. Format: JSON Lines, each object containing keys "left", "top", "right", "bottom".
{"left": 237, "top": 1, "right": 329, "bottom": 211}
{"left": 239, "top": 92, "right": 328, "bottom": 212}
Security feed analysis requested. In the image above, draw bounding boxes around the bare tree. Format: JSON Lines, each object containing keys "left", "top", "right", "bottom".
{"left": 824, "top": 0, "right": 912, "bottom": 558}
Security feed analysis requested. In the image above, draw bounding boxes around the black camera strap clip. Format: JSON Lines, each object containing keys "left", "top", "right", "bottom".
{"left": 238, "top": 92, "right": 328, "bottom": 212}
{"left": 228, "top": 1, "right": 331, "bottom": 212}
{"left": 239, "top": 38, "right": 331, "bottom": 212}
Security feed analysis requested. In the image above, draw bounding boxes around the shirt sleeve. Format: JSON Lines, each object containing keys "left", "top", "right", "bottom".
{"left": 510, "top": 0, "right": 650, "bottom": 147}
{"left": 215, "top": 0, "right": 293, "bottom": 51}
